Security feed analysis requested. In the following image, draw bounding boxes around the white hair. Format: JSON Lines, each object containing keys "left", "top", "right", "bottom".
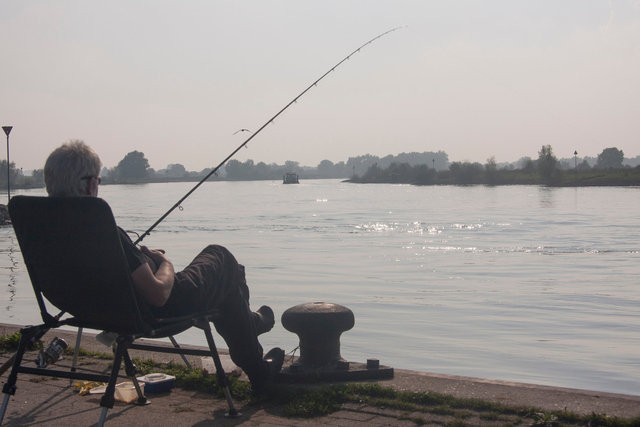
{"left": 44, "top": 140, "right": 102, "bottom": 197}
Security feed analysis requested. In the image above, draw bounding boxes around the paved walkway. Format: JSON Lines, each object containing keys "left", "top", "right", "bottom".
{"left": 0, "top": 324, "right": 638, "bottom": 426}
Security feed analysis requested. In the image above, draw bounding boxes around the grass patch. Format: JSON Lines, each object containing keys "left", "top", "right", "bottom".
{"left": 64, "top": 347, "right": 114, "bottom": 360}
{"left": 0, "top": 332, "right": 28, "bottom": 352}
{"left": 131, "top": 357, "right": 252, "bottom": 400}
{"left": 267, "top": 383, "right": 640, "bottom": 426}
{"left": 274, "top": 385, "right": 345, "bottom": 418}
{"left": 398, "top": 413, "right": 427, "bottom": 425}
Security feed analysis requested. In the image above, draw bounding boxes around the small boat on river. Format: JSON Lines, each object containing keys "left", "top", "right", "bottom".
{"left": 283, "top": 173, "right": 299, "bottom": 184}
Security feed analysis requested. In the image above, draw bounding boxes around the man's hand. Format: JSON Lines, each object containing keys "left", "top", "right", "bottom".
{"left": 141, "top": 246, "right": 167, "bottom": 273}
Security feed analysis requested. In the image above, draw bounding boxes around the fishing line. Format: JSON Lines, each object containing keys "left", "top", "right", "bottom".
{"left": 134, "top": 26, "right": 404, "bottom": 245}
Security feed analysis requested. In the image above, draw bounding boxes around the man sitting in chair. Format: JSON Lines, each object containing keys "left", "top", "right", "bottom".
{"left": 43, "top": 140, "right": 284, "bottom": 394}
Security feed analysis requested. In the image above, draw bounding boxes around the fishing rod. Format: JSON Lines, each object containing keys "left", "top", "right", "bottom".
{"left": 134, "top": 26, "right": 404, "bottom": 245}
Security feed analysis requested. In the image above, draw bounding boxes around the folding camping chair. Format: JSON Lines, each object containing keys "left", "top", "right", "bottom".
{"left": 1, "top": 196, "right": 239, "bottom": 426}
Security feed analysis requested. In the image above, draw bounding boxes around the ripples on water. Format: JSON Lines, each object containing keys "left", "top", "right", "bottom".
{"left": 1, "top": 182, "right": 638, "bottom": 395}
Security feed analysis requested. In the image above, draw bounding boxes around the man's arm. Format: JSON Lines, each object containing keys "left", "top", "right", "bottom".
{"left": 131, "top": 246, "right": 175, "bottom": 307}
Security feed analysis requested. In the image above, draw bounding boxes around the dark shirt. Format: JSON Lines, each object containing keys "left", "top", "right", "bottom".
{"left": 117, "top": 227, "right": 147, "bottom": 274}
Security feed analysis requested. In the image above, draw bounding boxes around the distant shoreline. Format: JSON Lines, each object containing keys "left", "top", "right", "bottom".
{"left": 345, "top": 180, "right": 640, "bottom": 187}
{"left": 4, "top": 171, "right": 640, "bottom": 194}
{"left": 346, "top": 167, "right": 640, "bottom": 187}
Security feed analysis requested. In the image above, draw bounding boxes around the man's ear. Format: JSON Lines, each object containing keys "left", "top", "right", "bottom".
{"left": 87, "top": 179, "right": 98, "bottom": 196}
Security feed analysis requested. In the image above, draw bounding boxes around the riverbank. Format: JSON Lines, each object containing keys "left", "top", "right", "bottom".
{"left": 0, "top": 324, "right": 638, "bottom": 426}
{"left": 347, "top": 165, "right": 640, "bottom": 186}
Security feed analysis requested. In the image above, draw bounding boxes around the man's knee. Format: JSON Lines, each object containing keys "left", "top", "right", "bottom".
{"left": 201, "top": 244, "right": 240, "bottom": 271}
{"left": 203, "top": 244, "right": 231, "bottom": 258}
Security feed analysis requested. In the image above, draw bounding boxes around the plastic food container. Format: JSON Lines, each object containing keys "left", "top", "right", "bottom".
{"left": 136, "top": 373, "right": 176, "bottom": 394}
{"left": 114, "top": 382, "right": 144, "bottom": 403}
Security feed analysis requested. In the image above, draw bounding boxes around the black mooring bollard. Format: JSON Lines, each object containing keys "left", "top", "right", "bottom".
{"left": 281, "top": 302, "right": 355, "bottom": 369}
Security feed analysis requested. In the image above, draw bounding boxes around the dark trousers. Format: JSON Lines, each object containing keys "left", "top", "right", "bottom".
{"left": 151, "top": 245, "right": 266, "bottom": 383}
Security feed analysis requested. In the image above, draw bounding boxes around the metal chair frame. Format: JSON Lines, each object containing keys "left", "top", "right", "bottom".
{"left": 1, "top": 196, "right": 239, "bottom": 426}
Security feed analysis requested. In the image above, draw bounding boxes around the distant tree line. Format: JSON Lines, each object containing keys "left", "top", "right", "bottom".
{"left": 350, "top": 146, "right": 640, "bottom": 186}
{"left": 2, "top": 145, "right": 639, "bottom": 190}
{"left": 2, "top": 150, "right": 450, "bottom": 188}
{"left": 0, "top": 160, "right": 43, "bottom": 189}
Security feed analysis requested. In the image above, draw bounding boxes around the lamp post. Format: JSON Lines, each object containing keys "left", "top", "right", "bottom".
{"left": 3, "top": 126, "right": 13, "bottom": 204}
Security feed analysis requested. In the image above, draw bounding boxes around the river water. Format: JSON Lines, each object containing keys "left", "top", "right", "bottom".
{"left": 1, "top": 180, "right": 638, "bottom": 395}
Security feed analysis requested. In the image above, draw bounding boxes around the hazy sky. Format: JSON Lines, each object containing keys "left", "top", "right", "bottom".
{"left": 2, "top": 1, "right": 639, "bottom": 171}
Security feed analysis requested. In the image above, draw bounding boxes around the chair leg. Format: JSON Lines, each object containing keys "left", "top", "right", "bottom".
{"left": 122, "top": 351, "right": 148, "bottom": 405}
{"left": 70, "top": 327, "right": 83, "bottom": 385}
{"left": 96, "top": 348, "right": 149, "bottom": 427}
{"left": 98, "top": 335, "right": 130, "bottom": 424}
{"left": 0, "top": 394, "right": 11, "bottom": 425}
{"left": 169, "top": 336, "right": 193, "bottom": 369}
{"left": 0, "top": 326, "right": 41, "bottom": 425}
{"left": 97, "top": 407, "right": 108, "bottom": 427}
{"left": 200, "top": 322, "right": 239, "bottom": 418}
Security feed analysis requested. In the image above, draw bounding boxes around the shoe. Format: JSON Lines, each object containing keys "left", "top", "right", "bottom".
{"left": 264, "top": 347, "right": 284, "bottom": 375}
{"left": 253, "top": 305, "right": 275, "bottom": 335}
{"left": 251, "top": 347, "right": 284, "bottom": 396}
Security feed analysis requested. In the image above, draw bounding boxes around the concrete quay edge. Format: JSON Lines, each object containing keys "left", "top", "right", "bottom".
{"left": 0, "top": 323, "right": 638, "bottom": 425}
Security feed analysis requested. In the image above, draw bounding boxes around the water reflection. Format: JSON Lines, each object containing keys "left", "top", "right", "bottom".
{"left": 538, "top": 186, "right": 555, "bottom": 208}
{"left": 2, "top": 233, "right": 18, "bottom": 313}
